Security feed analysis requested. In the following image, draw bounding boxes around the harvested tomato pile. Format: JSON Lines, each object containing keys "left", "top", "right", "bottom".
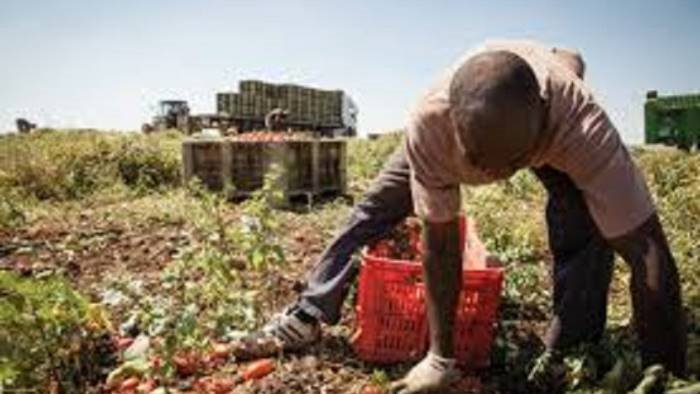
{"left": 370, "top": 217, "right": 422, "bottom": 261}
{"left": 232, "top": 131, "right": 313, "bottom": 142}
{"left": 107, "top": 336, "right": 277, "bottom": 393}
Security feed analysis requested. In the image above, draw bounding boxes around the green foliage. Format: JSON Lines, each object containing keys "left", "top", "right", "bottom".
{"left": 463, "top": 171, "right": 547, "bottom": 265}
{"left": 0, "top": 188, "right": 27, "bottom": 230}
{"left": 187, "top": 165, "right": 286, "bottom": 272}
{"left": 0, "top": 130, "right": 182, "bottom": 201}
{"left": 370, "top": 369, "right": 391, "bottom": 387}
{"left": 0, "top": 271, "right": 114, "bottom": 392}
{"left": 503, "top": 263, "right": 550, "bottom": 311}
{"left": 104, "top": 170, "right": 287, "bottom": 383}
{"left": 236, "top": 165, "right": 287, "bottom": 270}
{"left": 636, "top": 148, "right": 700, "bottom": 305}
{"left": 115, "top": 135, "right": 181, "bottom": 192}
{"left": 346, "top": 132, "right": 402, "bottom": 195}
{"left": 0, "top": 130, "right": 698, "bottom": 393}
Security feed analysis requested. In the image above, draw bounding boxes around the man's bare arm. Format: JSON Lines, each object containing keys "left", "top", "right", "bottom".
{"left": 422, "top": 218, "right": 462, "bottom": 357}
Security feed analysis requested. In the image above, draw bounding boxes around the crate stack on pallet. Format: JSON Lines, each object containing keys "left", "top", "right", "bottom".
{"left": 182, "top": 136, "right": 347, "bottom": 203}
{"left": 216, "top": 80, "right": 345, "bottom": 129}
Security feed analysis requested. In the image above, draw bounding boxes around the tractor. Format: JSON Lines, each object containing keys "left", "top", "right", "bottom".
{"left": 142, "top": 100, "right": 193, "bottom": 134}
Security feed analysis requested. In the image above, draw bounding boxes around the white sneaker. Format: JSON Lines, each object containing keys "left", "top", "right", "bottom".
{"left": 262, "top": 306, "right": 321, "bottom": 351}
{"left": 231, "top": 306, "right": 321, "bottom": 360}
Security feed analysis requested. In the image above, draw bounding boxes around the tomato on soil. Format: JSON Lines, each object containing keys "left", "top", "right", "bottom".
{"left": 149, "top": 355, "right": 162, "bottom": 370}
{"left": 209, "top": 377, "right": 236, "bottom": 394}
{"left": 241, "top": 358, "right": 275, "bottom": 381}
{"left": 136, "top": 378, "right": 157, "bottom": 393}
{"left": 173, "top": 352, "right": 200, "bottom": 377}
{"left": 361, "top": 384, "right": 384, "bottom": 394}
{"left": 115, "top": 336, "right": 134, "bottom": 351}
{"left": 119, "top": 377, "right": 140, "bottom": 392}
{"left": 195, "top": 376, "right": 235, "bottom": 394}
{"left": 211, "top": 343, "right": 231, "bottom": 359}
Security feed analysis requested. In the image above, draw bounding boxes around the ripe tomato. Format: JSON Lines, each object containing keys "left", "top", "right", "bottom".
{"left": 136, "top": 378, "right": 156, "bottom": 393}
{"left": 241, "top": 358, "right": 275, "bottom": 381}
{"left": 115, "top": 337, "right": 134, "bottom": 351}
{"left": 211, "top": 343, "right": 231, "bottom": 360}
{"left": 209, "top": 377, "right": 235, "bottom": 394}
{"left": 148, "top": 355, "right": 162, "bottom": 370}
{"left": 119, "top": 377, "right": 140, "bottom": 392}
{"left": 361, "top": 384, "right": 383, "bottom": 394}
{"left": 173, "top": 352, "right": 199, "bottom": 377}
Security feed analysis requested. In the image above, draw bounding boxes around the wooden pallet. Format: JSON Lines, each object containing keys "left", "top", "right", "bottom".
{"left": 182, "top": 137, "right": 347, "bottom": 204}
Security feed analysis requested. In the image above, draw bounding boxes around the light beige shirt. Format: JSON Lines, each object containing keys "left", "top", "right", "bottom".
{"left": 405, "top": 39, "right": 654, "bottom": 238}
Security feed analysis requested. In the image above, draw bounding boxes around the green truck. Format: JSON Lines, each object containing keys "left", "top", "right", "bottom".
{"left": 645, "top": 91, "right": 700, "bottom": 150}
{"left": 144, "top": 80, "right": 358, "bottom": 137}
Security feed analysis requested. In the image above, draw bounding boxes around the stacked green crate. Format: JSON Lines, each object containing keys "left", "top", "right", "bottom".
{"left": 327, "top": 91, "right": 341, "bottom": 126}
{"left": 288, "top": 85, "right": 301, "bottom": 123}
{"left": 231, "top": 94, "right": 241, "bottom": 117}
{"left": 242, "top": 93, "right": 254, "bottom": 118}
{"left": 216, "top": 80, "right": 350, "bottom": 129}
{"left": 313, "top": 86, "right": 323, "bottom": 125}
{"left": 277, "top": 84, "right": 289, "bottom": 118}
{"left": 317, "top": 91, "right": 326, "bottom": 125}
{"left": 300, "top": 87, "right": 309, "bottom": 124}
{"left": 645, "top": 91, "right": 700, "bottom": 149}
{"left": 264, "top": 97, "right": 275, "bottom": 116}
{"left": 216, "top": 93, "right": 229, "bottom": 115}
{"left": 239, "top": 80, "right": 254, "bottom": 94}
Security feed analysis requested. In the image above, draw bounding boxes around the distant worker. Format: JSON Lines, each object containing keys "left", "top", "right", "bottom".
{"left": 15, "top": 118, "right": 36, "bottom": 134}
{"left": 237, "top": 40, "right": 686, "bottom": 393}
{"left": 265, "top": 108, "right": 290, "bottom": 131}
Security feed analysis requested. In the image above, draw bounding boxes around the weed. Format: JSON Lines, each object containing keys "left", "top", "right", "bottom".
{"left": 0, "top": 271, "right": 115, "bottom": 392}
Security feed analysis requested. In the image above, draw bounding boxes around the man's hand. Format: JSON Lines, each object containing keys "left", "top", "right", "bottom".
{"left": 390, "top": 352, "right": 460, "bottom": 394}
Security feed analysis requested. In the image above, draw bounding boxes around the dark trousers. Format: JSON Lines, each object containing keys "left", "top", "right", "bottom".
{"left": 532, "top": 166, "right": 615, "bottom": 349}
{"left": 299, "top": 146, "right": 615, "bottom": 349}
{"left": 298, "top": 148, "right": 414, "bottom": 323}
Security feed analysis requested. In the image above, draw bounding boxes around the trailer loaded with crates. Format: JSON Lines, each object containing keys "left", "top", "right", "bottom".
{"left": 645, "top": 90, "right": 700, "bottom": 150}
{"left": 144, "top": 80, "right": 358, "bottom": 137}
{"left": 182, "top": 133, "right": 347, "bottom": 204}
{"left": 217, "top": 80, "right": 358, "bottom": 137}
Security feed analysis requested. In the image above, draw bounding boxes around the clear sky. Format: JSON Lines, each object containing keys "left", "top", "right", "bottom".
{"left": 1, "top": 1, "right": 698, "bottom": 142}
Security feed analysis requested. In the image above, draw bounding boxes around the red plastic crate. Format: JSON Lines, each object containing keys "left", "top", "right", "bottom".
{"left": 452, "top": 269, "right": 504, "bottom": 367}
{"left": 351, "top": 217, "right": 504, "bottom": 368}
{"left": 352, "top": 257, "right": 429, "bottom": 362}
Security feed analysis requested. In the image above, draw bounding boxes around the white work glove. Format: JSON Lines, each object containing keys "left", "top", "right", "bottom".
{"left": 390, "top": 352, "right": 460, "bottom": 394}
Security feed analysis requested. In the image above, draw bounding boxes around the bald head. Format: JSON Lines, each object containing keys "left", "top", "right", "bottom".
{"left": 449, "top": 50, "right": 545, "bottom": 174}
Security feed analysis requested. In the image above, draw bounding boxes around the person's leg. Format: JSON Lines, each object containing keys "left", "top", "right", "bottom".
{"left": 237, "top": 146, "right": 414, "bottom": 357}
{"left": 533, "top": 166, "right": 615, "bottom": 350}
{"left": 607, "top": 213, "right": 687, "bottom": 376}
{"left": 297, "top": 146, "right": 414, "bottom": 324}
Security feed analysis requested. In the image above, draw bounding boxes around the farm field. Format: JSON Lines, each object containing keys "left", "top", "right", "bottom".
{"left": 0, "top": 130, "right": 699, "bottom": 393}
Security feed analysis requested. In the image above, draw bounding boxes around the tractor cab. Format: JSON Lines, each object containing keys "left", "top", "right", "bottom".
{"left": 159, "top": 100, "right": 190, "bottom": 118}
{"left": 142, "top": 100, "right": 192, "bottom": 132}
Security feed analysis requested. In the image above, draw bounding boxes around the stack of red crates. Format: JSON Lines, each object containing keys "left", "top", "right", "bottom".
{"left": 351, "top": 216, "right": 504, "bottom": 368}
